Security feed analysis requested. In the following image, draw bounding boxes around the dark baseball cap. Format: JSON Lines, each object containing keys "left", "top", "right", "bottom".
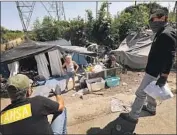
{"left": 150, "top": 8, "right": 168, "bottom": 20}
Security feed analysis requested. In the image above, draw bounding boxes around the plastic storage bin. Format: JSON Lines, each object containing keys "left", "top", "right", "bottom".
{"left": 106, "top": 76, "right": 120, "bottom": 87}
{"left": 86, "top": 77, "right": 105, "bottom": 92}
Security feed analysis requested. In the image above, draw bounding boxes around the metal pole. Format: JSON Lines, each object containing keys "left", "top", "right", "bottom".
{"left": 107, "top": 2, "right": 109, "bottom": 18}
{"left": 16, "top": 2, "right": 28, "bottom": 38}
{"left": 107, "top": 3, "right": 111, "bottom": 18}
{"left": 56, "top": 2, "right": 60, "bottom": 21}
{"left": 96, "top": 1, "right": 98, "bottom": 19}
{"left": 62, "top": 1, "right": 66, "bottom": 20}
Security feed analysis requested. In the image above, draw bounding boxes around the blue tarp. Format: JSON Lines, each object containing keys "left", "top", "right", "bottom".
{"left": 32, "top": 76, "right": 66, "bottom": 97}
{"left": 72, "top": 53, "right": 88, "bottom": 65}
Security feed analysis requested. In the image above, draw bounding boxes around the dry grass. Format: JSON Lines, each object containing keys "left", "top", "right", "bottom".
{"left": 1, "top": 37, "right": 24, "bottom": 52}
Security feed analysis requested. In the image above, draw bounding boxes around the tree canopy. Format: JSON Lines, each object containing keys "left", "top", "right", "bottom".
{"left": 3, "top": 2, "right": 175, "bottom": 50}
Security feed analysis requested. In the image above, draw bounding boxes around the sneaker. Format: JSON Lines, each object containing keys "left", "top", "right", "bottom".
{"left": 61, "top": 89, "right": 67, "bottom": 94}
{"left": 48, "top": 89, "right": 55, "bottom": 97}
{"left": 119, "top": 113, "right": 138, "bottom": 124}
{"left": 142, "top": 105, "right": 156, "bottom": 116}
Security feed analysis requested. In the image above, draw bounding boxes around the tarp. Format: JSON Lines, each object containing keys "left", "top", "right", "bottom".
{"left": 37, "top": 39, "right": 72, "bottom": 46}
{"left": 111, "top": 30, "right": 154, "bottom": 69}
{"left": 1, "top": 39, "right": 96, "bottom": 64}
{"left": 57, "top": 45, "right": 97, "bottom": 57}
{"left": 31, "top": 77, "right": 66, "bottom": 97}
{"left": 1, "top": 41, "right": 56, "bottom": 64}
{"left": 72, "top": 53, "right": 88, "bottom": 65}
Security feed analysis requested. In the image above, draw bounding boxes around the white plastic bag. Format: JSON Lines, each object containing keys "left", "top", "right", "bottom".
{"left": 93, "top": 65, "right": 103, "bottom": 72}
{"left": 144, "top": 81, "right": 174, "bottom": 101}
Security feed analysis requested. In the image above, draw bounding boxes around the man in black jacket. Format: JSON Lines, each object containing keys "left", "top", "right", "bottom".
{"left": 119, "top": 8, "right": 176, "bottom": 124}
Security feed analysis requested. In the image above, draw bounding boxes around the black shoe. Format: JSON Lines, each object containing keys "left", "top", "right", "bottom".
{"left": 142, "top": 105, "right": 156, "bottom": 116}
{"left": 61, "top": 89, "right": 67, "bottom": 94}
{"left": 48, "top": 89, "right": 55, "bottom": 97}
{"left": 119, "top": 113, "right": 138, "bottom": 124}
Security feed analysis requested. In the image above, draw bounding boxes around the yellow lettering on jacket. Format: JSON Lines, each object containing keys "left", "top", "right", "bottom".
{"left": 0, "top": 104, "right": 32, "bottom": 125}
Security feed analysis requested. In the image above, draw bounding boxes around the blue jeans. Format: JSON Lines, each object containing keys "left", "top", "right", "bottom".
{"left": 51, "top": 108, "right": 67, "bottom": 134}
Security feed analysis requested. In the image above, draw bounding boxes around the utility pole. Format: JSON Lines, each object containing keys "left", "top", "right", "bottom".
{"left": 96, "top": 1, "right": 98, "bottom": 20}
{"left": 107, "top": 2, "right": 111, "bottom": 18}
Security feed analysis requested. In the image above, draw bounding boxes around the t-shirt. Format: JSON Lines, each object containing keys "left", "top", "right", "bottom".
{"left": 0, "top": 96, "right": 59, "bottom": 134}
{"left": 145, "top": 25, "right": 176, "bottom": 77}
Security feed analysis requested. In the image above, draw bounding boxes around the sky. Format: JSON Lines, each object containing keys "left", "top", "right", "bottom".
{"left": 1, "top": 1, "right": 175, "bottom": 30}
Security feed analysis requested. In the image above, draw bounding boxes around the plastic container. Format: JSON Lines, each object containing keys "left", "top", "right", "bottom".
{"left": 144, "top": 81, "right": 174, "bottom": 101}
{"left": 86, "top": 77, "right": 105, "bottom": 92}
{"left": 106, "top": 76, "right": 120, "bottom": 87}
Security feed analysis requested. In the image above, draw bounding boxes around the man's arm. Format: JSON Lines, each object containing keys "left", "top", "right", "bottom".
{"left": 37, "top": 95, "right": 64, "bottom": 115}
{"left": 160, "top": 33, "right": 176, "bottom": 76}
{"left": 55, "top": 95, "right": 64, "bottom": 112}
{"left": 156, "top": 32, "right": 176, "bottom": 87}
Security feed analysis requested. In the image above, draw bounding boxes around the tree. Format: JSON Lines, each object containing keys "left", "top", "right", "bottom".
{"left": 85, "top": 9, "right": 95, "bottom": 42}
{"left": 1, "top": 26, "right": 24, "bottom": 44}
{"left": 30, "top": 1, "right": 169, "bottom": 50}
{"left": 92, "top": 2, "right": 113, "bottom": 47}
{"left": 111, "top": 2, "right": 162, "bottom": 45}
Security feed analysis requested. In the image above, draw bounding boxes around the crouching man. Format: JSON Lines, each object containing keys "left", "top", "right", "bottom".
{"left": 0, "top": 74, "right": 67, "bottom": 135}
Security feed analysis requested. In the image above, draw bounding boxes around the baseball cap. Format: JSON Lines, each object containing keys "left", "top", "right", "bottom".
{"left": 150, "top": 8, "right": 168, "bottom": 20}
{"left": 7, "top": 74, "right": 31, "bottom": 90}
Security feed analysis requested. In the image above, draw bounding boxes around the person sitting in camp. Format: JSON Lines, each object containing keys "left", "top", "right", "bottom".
{"left": 105, "top": 53, "right": 119, "bottom": 68}
{"left": 62, "top": 55, "right": 79, "bottom": 91}
{"left": 0, "top": 74, "right": 67, "bottom": 134}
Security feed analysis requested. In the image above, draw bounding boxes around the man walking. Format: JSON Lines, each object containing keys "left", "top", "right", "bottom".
{"left": 119, "top": 8, "right": 176, "bottom": 124}
{"left": 0, "top": 74, "right": 67, "bottom": 134}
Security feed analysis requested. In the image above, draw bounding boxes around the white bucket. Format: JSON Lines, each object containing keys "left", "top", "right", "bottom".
{"left": 144, "top": 81, "right": 174, "bottom": 101}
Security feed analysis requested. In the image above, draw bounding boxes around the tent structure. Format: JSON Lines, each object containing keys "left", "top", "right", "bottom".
{"left": 1, "top": 39, "right": 96, "bottom": 64}
{"left": 1, "top": 41, "right": 56, "bottom": 64}
{"left": 111, "top": 30, "right": 154, "bottom": 69}
{"left": 1, "top": 39, "right": 96, "bottom": 79}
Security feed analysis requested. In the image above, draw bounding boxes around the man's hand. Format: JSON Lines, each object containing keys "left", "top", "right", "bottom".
{"left": 52, "top": 85, "right": 65, "bottom": 111}
{"left": 156, "top": 76, "right": 167, "bottom": 87}
{"left": 53, "top": 85, "right": 62, "bottom": 95}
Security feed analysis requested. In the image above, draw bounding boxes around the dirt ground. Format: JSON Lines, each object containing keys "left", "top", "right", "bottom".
{"left": 1, "top": 71, "right": 176, "bottom": 134}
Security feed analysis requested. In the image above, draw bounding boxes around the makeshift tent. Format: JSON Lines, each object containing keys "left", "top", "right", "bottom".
{"left": 1, "top": 41, "right": 56, "bottom": 64}
{"left": 1, "top": 39, "right": 96, "bottom": 78}
{"left": 1, "top": 39, "right": 96, "bottom": 64}
{"left": 111, "top": 30, "right": 154, "bottom": 69}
